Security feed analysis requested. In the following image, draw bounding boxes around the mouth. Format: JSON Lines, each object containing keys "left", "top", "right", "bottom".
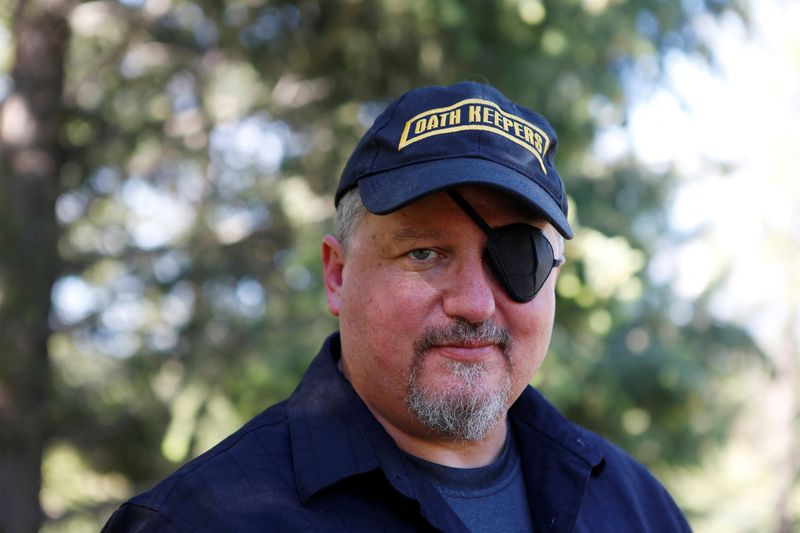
{"left": 429, "top": 342, "right": 501, "bottom": 363}
{"left": 413, "top": 318, "right": 513, "bottom": 367}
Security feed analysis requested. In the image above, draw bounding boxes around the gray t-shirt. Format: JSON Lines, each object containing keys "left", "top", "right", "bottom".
{"left": 402, "top": 430, "right": 534, "bottom": 532}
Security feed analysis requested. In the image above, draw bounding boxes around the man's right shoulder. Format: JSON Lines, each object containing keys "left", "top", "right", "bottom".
{"left": 103, "top": 401, "right": 295, "bottom": 532}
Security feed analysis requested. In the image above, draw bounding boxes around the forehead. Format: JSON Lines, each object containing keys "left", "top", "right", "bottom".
{"left": 387, "top": 186, "right": 549, "bottom": 229}
{"left": 452, "top": 185, "right": 547, "bottom": 225}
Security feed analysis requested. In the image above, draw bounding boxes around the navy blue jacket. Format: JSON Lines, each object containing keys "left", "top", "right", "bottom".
{"left": 103, "top": 333, "right": 691, "bottom": 532}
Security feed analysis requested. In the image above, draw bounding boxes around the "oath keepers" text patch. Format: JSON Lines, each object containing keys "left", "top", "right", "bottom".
{"left": 398, "top": 98, "right": 550, "bottom": 173}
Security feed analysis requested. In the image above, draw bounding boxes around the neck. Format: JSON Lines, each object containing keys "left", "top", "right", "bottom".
{"left": 372, "top": 409, "right": 509, "bottom": 468}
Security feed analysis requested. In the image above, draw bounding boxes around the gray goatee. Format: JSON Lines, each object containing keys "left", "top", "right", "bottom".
{"left": 407, "top": 319, "right": 513, "bottom": 441}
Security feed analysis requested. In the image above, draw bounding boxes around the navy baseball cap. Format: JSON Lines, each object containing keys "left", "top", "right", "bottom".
{"left": 335, "top": 82, "right": 573, "bottom": 239}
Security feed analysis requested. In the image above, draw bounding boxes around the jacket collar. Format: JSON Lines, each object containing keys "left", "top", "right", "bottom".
{"left": 287, "top": 333, "right": 385, "bottom": 504}
{"left": 510, "top": 387, "right": 605, "bottom": 531}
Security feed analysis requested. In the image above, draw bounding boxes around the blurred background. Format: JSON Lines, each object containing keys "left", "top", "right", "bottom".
{"left": 0, "top": 0, "right": 797, "bottom": 531}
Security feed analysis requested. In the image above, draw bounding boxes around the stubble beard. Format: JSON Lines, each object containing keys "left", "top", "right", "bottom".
{"left": 406, "top": 319, "right": 514, "bottom": 442}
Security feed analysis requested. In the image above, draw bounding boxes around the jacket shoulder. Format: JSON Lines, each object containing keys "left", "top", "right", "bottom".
{"left": 578, "top": 429, "right": 691, "bottom": 531}
{"left": 511, "top": 389, "right": 690, "bottom": 531}
{"left": 105, "top": 401, "right": 293, "bottom": 531}
{"left": 582, "top": 429, "right": 669, "bottom": 492}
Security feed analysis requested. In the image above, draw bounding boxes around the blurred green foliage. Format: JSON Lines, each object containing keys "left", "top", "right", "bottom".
{"left": 0, "top": 0, "right": 761, "bottom": 530}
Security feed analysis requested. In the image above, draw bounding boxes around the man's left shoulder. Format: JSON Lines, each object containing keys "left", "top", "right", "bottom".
{"left": 576, "top": 428, "right": 691, "bottom": 530}
{"left": 579, "top": 427, "right": 673, "bottom": 493}
{"left": 512, "top": 388, "right": 691, "bottom": 531}
{"left": 514, "top": 387, "right": 675, "bottom": 493}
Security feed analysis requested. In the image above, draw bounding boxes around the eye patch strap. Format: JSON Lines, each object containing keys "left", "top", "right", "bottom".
{"left": 446, "top": 190, "right": 495, "bottom": 237}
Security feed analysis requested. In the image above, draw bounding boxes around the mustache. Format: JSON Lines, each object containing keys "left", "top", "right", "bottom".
{"left": 413, "top": 318, "right": 512, "bottom": 357}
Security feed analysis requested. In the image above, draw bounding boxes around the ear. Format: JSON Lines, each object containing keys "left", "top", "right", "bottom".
{"left": 321, "top": 234, "right": 346, "bottom": 316}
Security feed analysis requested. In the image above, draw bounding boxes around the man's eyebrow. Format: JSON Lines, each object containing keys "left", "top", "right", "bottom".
{"left": 392, "top": 227, "right": 441, "bottom": 242}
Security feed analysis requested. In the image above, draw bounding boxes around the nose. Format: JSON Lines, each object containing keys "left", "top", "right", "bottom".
{"left": 441, "top": 252, "right": 497, "bottom": 324}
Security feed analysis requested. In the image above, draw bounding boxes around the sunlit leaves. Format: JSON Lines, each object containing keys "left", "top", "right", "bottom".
{"left": 0, "top": 0, "right": 763, "bottom": 530}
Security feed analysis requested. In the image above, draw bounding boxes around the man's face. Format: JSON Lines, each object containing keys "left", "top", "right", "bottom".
{"left": 322, "top": 186, "right": 561, "bottom": 443}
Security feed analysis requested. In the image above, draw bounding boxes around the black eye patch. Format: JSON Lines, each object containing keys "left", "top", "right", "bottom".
{"left": 447, "top": 191, "right": 562, "bottom": 303}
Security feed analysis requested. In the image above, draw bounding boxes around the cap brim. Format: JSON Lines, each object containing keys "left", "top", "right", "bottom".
{"left": 357, "top": 157, "right": 573, "bottom": 239}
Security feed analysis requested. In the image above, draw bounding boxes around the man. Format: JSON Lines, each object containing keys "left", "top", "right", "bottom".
{"left": 104, "top": 82, "right": 690, "bottom": 532}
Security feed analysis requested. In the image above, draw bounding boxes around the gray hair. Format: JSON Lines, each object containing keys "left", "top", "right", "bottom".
{"left": 555, "top": 234, "right": 566, "bottom": 261}
{"left": 335, "top": 187, "right": 368, "bottom": 251}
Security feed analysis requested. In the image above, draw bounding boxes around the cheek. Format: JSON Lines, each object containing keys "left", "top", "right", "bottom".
{"left": 339, "top": 265, "right": 438, "bottom": 372}
{"left": 338, "top": 266, "right": 444, "bottom": 414}
{"left": 507, "top": 288, "right": 556, "bottom": 386}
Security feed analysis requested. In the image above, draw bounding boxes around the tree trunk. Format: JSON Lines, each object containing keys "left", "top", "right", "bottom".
{"left": 0, "top": 0, "right": 70, "bottom": 531}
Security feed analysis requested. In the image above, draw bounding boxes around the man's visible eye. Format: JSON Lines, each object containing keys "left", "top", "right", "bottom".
{"left": 407, "top": 249, "right": 436, "bottom": 261}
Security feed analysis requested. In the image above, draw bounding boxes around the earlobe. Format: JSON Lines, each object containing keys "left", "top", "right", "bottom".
{"left": 321, "top": 235, "right": 345, "bottom": 316}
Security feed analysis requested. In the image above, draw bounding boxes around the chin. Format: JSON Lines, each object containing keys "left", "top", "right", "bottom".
{"left": 406, "top": 360, "right": 513, "bottom": 442}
